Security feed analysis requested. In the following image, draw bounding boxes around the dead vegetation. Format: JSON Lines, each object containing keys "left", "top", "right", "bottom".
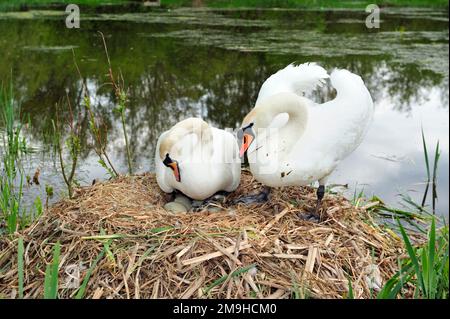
{"left": 0, "top": 171, "right": 409, "bottom": 299}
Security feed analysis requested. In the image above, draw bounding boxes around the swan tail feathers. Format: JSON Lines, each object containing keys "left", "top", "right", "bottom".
{"left": 330, "top": 68, "right": 374, "bottom": 111}
{"left": 257, "top": 62, "right": 329, "bottom": 103}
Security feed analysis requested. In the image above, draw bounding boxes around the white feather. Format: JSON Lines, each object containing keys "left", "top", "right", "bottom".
{"left": 155, "top": 120, "right": 241, "bottom": 200}
{"left": 245, "top": 63, "right": 374, "bottom": 188}
{"left": 256, "top": 62, "right": 329, "bottom": 104}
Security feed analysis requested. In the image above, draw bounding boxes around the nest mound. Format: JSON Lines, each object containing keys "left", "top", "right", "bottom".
{"left": 0, "top": 172, "right": 406, "bottom": 299}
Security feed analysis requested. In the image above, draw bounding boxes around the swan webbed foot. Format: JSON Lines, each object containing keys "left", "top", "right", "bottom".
{"left": 232, "top": 186, "right": 271, "bottom": 205}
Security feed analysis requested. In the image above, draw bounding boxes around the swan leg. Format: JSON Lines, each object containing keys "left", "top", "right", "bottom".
{"left": 232, "top": 186, "right": 271, "bottom": 205}
{"left": 299, "top": 184, "right": 325, "bottom": 222}
{"left": 314, "top": 184, "right": 325, "bottom": 216}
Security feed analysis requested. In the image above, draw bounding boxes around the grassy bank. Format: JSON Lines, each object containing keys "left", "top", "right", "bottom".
{"left": 0, "top": 0, "right": 127, "bottom": 12}
{"left": 0, "top": 0, "right": 126, "bottom": 6}
{"left": 165, "top": 0, "right": 449, "bottom": 9}
{"left": 0, "top": 0, "right": 448, "bottom": 12}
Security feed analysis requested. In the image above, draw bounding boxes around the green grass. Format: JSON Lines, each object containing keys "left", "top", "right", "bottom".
{"left": 0, "top": 0, "right": 128, "bottom": 7}
{"left": 163, "top": 0, "right": 449, "bottom": 9}
{"left": 290, "top": 272, "right": 310, "bottom": 299}
{"left": 44, "top": 242, "right": 60, "bottom": 299}
{"left": 421, "top": 128, "right": 441, "bottom": 214}
{"left": 0, "top": 0, "right": 128, "bottom": 11}
{"left": 0, "top": 0, "right": 126, "bottom": 3}
{"left": 75, "top": 241, "right": 110, "bottom": 299}
{"left": 0, "top": 84, "right": 42, "bottom": 234}
{"left": 203, "top": 263, "right": 256, "bottom": 294}
{"left": 0, "top": 84, "right": 27, "bottom": 234}
{"left": 371, "top": 130, "right": 442, "bottom": 232}
{"left": 359, "top": 130, "right": 448, "bottom": 299}
{"left": 16, "top": 236, "right": 110, "bottom": 299}
{"left": 0, "top": 0, "right": 447, "bottom": 11}
{"left": 378, "top": 218, "right": 448, "bottom": 299}
{"left": 17, "top": 237, "right": 24, "bottom": 299}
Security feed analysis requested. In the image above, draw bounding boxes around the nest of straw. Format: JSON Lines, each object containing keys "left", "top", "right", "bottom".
{"left": 0, "top": 171, "right": 408, "bottom": 299}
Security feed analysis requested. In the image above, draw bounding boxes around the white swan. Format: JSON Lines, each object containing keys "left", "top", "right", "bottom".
{"left": 238, "top": 63, "right": 374, "bottom": 218}
{"left": 155, "top": 117, "right": 241, "bottom": 200}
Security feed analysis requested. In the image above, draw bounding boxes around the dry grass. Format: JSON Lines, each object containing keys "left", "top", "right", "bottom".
{"left": 0, "top": 171, "right": 409, "bottom": 299}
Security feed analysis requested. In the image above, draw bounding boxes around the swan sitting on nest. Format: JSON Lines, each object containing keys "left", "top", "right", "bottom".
{"left": 237, "top": 62, "right": 374, "bottom": 220}
{"left": 155, "top": 118, "right": 241, "bottom": 204}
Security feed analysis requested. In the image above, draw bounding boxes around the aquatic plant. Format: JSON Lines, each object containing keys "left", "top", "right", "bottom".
{"left": 378, "top": 218, "right": 448, "bottom": 299}
{"left": 45, "top": 184, "right": 53, "bottom": 209}
{"left": 351, "top": 183, "right": 365, "bottom": 208}
{"left": 0, "top": 84, "right": 29, "bottom": 233}
{"left": 368, "top": 130, "right": 448, "bottom": 299}
{"left": 74, "top": 241, "right": 110, "bottom": 299}
{"left": 420, "top": 128, "right": 441, "bottom": 214}
{"left": 17, "top": 236, "right": 24, "bottom": 299}
{"left": 99, "top": 31, "right": 133, "bottom": 175}
{"left": 43, "top": 242, "right": 60, "bottom": 299}
{"left": 369, "top": 129, "right": 443, "bottom": 235}
{"left": 72, "top": 49, "right": 118, "bottom": 178}
{"left": 52, "top": 95, "right": 83, "bottom": 198}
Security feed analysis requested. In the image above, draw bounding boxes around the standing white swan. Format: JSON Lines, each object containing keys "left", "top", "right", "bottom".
{"left": 238, "top": 63, "right": 374, "bottom": 219}
{"left": 156, "top": 118, "right": 241, "bottom": 200}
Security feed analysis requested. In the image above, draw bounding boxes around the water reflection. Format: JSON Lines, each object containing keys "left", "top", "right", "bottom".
{"left": 0, "top": 7, "right": 448, "bottom": 216}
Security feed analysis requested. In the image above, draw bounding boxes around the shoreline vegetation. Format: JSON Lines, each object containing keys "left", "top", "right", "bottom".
{"left": 0, "top": 0, "right": 448, "bottom": 12}
{"left": 0, "top": 12, "right": 448, "bottom": 299}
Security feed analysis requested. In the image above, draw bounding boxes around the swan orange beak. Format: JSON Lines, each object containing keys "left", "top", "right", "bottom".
{"left": 239, "top": 133, "right": 254, "bottom": 158}
{"left": 169, "top": 162, "right": 181, "bottom": 182}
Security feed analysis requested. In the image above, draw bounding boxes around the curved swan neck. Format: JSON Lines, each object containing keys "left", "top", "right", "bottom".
{"left": 245, "top": 92, "right": 309, "bottom": 142}
{"left": 159, "top": 118, "right": 213, "bottom": 159}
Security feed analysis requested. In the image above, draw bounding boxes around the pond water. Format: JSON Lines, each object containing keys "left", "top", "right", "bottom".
{"left": 0, "top": 6, "right": 448, "bottom": 217}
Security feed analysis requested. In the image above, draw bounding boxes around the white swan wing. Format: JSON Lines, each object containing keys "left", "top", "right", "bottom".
{"left": 315, "top": 68, "right": 374, "bottom": 133}
{"left": 211, "top": 127, "right": 241, "bottom": 192}
{"left": 305, "top": 69, "right": 374, "bottom": 163}
{"left": 322, "top": 68, "right": 373, "bottom": 112}
{"left": 156, "top": 124, "right": 241, "bottom": 199}
{"left": 249, "top": 66, "right": 374, "bottom": 187}
{"left": 256, "top": 62, "right": 329, "bottom": 104}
